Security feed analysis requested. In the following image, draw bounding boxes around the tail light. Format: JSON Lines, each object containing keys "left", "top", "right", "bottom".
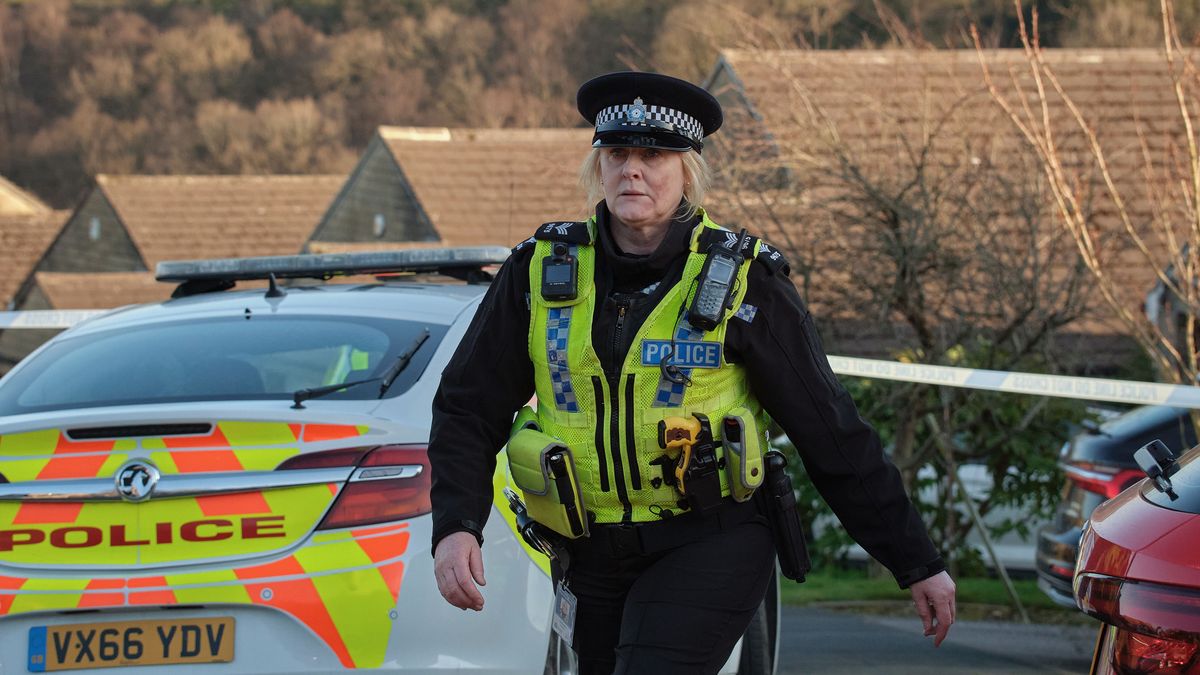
{"left": 1077, "top": 573, "right": 1200, "bottom": 674}
{"left": 1047, "top": 561, "right": 1076, "bottom": 579}
{"left": 1110, "top": 630, "right": 1200, "bottom": 674}
{"left": 278, "top": 445, "right": 431, "bottom": 530}
{"left": 1065, "top": 462, "right": 1145, "bottom": 499}
{"left": 1076, "top": 573, "right": 1200, "bottom": 638}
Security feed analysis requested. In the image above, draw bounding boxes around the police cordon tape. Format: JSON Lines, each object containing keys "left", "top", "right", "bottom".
{"left": 3, "top": 310, "right": 1200, "bottom": 408}
{"left": 828, "top": 356, "right": 1200, "bottom": 409}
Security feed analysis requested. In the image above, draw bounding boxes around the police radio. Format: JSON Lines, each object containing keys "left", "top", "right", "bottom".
{"left": 541, "top": 242, "right": 577, "bottom": 301}
{"left": 686, "top": 232, "right": 746, "bottom": 331}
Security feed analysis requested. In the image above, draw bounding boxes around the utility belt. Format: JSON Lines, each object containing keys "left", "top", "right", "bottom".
{"left": 505, "top": 406, "right": 810, "bottom": 581}
{"left": 583, "top": 497, "right": 758, "bottom": 559}
{"left": 652, "top": 408, "right": 765, "bottom": 510}
{"left": 505, "top": 407, "right": 764, "bottom": 538}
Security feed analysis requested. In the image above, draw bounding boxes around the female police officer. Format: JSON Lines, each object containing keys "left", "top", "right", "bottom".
{"left": 429, "top": 71, "right": 955, "bottom": 674}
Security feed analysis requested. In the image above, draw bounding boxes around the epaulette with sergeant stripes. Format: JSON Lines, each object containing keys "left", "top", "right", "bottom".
{"left": 534, "top": 221, "right": 591, "bottom": 244}
{"left": 696, "top": 228, "right": 790, "bottom": 276}
{"left": 513, "top": 220, "right": 591, "bottom": 254}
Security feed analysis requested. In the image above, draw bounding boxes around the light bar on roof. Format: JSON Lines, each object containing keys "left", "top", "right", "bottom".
{"left": 155, "top": 247, "right": 511, "bottom": 282}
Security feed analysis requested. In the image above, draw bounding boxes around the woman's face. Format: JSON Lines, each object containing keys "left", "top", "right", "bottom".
{"left": 600, "top": 146, "right": 686, "bottom": 232}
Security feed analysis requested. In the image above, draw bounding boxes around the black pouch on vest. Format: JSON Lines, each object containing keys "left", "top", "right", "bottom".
{"left": 756, "top": 450, "right": 811, "bottom": 582}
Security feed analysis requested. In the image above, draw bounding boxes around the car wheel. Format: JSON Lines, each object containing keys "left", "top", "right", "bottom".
{"left": 543, "top": 631, "right": 578, "bottom": 675}
{"left": 738, "top": 599, "right": 773, "bottom": 675}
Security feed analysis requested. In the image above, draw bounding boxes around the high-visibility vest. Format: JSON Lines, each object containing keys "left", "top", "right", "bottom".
{"left": 526, "top": 211, "right": 771, "bottom": 524}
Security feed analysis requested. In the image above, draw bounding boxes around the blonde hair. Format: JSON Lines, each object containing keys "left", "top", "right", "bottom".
{"left": 579, "top": 147, "right": 712, "bottom": 219}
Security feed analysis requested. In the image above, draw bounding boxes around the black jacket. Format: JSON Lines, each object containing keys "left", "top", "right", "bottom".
{"left": 428, "top": 205, "right": 945, "bottom": 587}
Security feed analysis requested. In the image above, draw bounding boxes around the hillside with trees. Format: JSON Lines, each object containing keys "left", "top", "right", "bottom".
{"left": 1, "top": 0, "right": 1197, "bottom": 207}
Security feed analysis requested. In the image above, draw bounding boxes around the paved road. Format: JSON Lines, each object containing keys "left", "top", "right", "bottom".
{"left": 778, "top": 607, "right": 1098, "bottom": 674}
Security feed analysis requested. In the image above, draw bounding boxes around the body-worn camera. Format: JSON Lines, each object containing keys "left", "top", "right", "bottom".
{"left": 541, "top": 243, "right": 577, "bottom": 301}
{"left": 687, "top": 236, "right": 744, "bottom": 331}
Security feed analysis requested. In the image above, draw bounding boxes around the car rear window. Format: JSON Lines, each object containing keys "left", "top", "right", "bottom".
{"left": 0, "top": 316, "right": 447, "bottom": 415}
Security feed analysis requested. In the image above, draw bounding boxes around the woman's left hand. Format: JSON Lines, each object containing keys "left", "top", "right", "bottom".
{"left": 909, "top": 571, "right": 956, "bottom": 647}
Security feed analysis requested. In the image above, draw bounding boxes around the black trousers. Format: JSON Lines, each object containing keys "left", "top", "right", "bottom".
{"left": 559, "top": 500, "right": 775, "bottom": 675}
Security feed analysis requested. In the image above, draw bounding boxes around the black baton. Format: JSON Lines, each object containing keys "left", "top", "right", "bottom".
{"left": 757, "top": 450, "right": 811, "bottom": 582}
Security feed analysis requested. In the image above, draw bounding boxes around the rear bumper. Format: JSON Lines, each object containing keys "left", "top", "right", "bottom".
{"left": 1035, "top": 526, "right": 1082, "bottom": 609}
{"left": 0, "top": 513, "right": 555, "bottom": 671}
{"left": 1036, "top": 574, "right": 1077, "bottom": 609}
{"left": 1, "top": 521, "right": 412, "bottom": 669}
{"left": 3, "top": 605, "right": 344, "bottom": 674}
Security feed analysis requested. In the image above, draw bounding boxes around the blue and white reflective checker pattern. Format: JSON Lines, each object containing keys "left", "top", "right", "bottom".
{"left": 652, "top": 319, "right": 708, "bottom": 408}
{"left": 546, "top": 307, "right": 579, "bottom": 412}
{"left": 734, "top": 303, "right": 757, "bottom": 323}
{"left": 641, "top": 340, "right": 722, "bottom": 368}
{"left": 595, "top": 103, "right": 704, "bottom": 143}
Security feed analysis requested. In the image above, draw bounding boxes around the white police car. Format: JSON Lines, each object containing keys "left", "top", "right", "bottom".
{"left": 0, "top": 249, "right": 778, "bottom": 674}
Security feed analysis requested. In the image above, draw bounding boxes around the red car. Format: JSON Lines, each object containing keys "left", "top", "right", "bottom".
{"left": 1074, "top": 438, "right": 1200, "bottom": 674}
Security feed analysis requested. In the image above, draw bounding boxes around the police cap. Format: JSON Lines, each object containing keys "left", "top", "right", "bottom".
{"left": 576, "top": 71, "right": 722, "bottom": 153}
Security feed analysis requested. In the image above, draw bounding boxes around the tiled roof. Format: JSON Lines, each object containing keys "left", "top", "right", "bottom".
{"left": 34, "top": 272, "right": 171, "bottom": 310}
{"left": 713, "top": 49, "right": 1185, "bottom": 334}
{"left": 0, "top": 176, "right": 49, "bottom": 216}
{"left": 96, "top": 174, "right": 345, "bottom": 268}
{"left": 716, "top": 49, "right": 1177, "bottom": 167}
{"left": 0, "top": 211, "right": 68, "bottom": 307}
{"left": 378, "top": 127, "right": 593, "bottom": 246}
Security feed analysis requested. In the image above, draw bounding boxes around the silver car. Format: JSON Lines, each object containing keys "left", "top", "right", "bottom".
{"left": 0, "top": 249, "right": 777, "bottom": 674}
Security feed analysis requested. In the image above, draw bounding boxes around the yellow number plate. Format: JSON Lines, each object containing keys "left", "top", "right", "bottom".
{"left": 28, "top": 617, "right": 234, "bottom": 671}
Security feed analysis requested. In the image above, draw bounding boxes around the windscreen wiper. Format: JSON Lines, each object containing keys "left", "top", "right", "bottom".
{"left": 292, "top": 375, "right": 381, "bottom": 410}
{"left": 379, "top": 329, "right": 431, "bottom": 398}
{"left": 290, "top": 328, "right": 430, "bottom": 409}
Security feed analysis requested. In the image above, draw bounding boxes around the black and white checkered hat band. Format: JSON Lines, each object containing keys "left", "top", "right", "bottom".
{"left": 595, "top": 104, "right": 704, "bottom": 143}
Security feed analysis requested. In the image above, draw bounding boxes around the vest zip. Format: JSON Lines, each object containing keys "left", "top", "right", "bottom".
{"left": 611, "top": 303, "right": 627, "bottom": 377}
{"left": 590, "top": 376, "right": 610, "bottom": 492}
{"left": 606, "top": 376, "right": 632, "bottom": 521}
{"left": 623, "top": 374, "right": 641, "bottom": 490}
{"left": 609, "top": 302, "right": 633, "bottom": 522}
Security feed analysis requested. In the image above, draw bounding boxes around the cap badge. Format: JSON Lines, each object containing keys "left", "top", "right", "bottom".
{"left": 627, "top": 97, "right": 647, "bottom": 123}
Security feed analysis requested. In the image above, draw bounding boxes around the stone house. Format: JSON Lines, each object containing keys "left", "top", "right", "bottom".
{"left": 34, "top": 174, "right": 344, "bottom": 275}
{"left": 1, "top": 174, "right": 344, "bottom": 369}
{"left": 704, "top": 49, "right": 1185, "bottom": 373}
{"left": 309, "top": 126, "right": 592, "bottom": 251}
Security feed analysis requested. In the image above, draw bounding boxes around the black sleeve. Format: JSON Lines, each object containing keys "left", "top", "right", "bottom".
{"left": 428, "top": 246, "right": 535, "bottom": 553}
{"left": 727, "top": 265, "right": 945, "bottom": 588}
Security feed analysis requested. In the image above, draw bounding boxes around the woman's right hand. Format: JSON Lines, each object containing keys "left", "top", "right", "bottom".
{"left": 433, "top": 531, "right": 487, "bottom": 611}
